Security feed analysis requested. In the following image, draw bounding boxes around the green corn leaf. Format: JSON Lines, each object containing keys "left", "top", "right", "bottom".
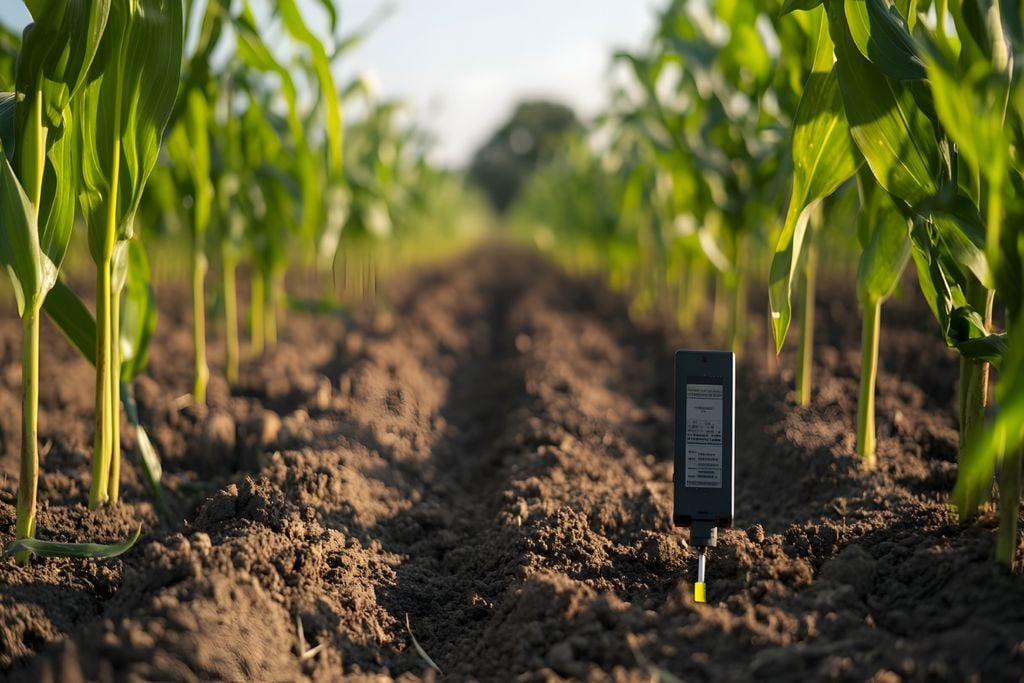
{"left": 845, "top": 0, "right": 925, "bottom": 81}
{"left": 278, "top": 0, "right": 343, "bottom": 180}
{"left": 0, "top": 150, "right": 43, "bottom": 315}
{"left": 782, "top": 0, "right": 824, "bottom": 14}
{"left": 16, "top": 0, "right": 111, "bottom": 131}
{"left": 0, "top": 25, "right": 19, "bottom": 91}
{"left": 172, "top": 0, "right": 225, "bottom": 124}
{"left": 907, "top": 215, "right": 999, "bottom": 353}
{"left": 232, "top": 4, "right": 304, "bottom": 144}
{"left": 121, "top": 381, "right": 169, "bottom": 516}
{"left": 769, "top": 9, "right": 861, "bottom": 352}
{"left": 828, "top": 3, "right": 940, "bottom": 207}
{"left": 231, "top": 3, "right": 318, "bottom": 242}
{"left": 923, "top": 45, "right": 1009, "bottom": 187}
{"left": 953, "top": 322, "right": 1024, "bottom": 518}
{"left": 0, "top": 89, "right": 77, "bottom": 311}
{"left": 960, "top": 0, "right": 1013, "bottom": 68}
{"left": 953, "top": 333, "right": 1007, "bottom": 367}
{"left": 166, "top": 89, "right": 213, "bottom": 236}
{"left": 948, "top": 305, "right": 993, "bottom": 345}
{"left": 119, "top": 238, "right": 156, "bottom": 382}
{"left": 0, "top": 92, "right": 16, "bottom": 152}
{"left": 932, "top": 211, "right": 992, "bottom": 288}
{"left": 913, "top": 191, "right": 993, "bottom": 288}
{"left": 37, "top": 109, "right": 77, "bottom": 294}
{"left": 3, "top": 525, "right": 141, "bottom": 559}
{"left": 856, "top": 189, "right": 912, "bottom": 307}
{"left": 909, "top": 220, "right": 962, "bottom": 343}
{"left": 78, "top": 0, "right": 184, "bottom": 258}
{"left": 404, "top": 613, "right": 443, "bottom": 675}
{"left": 42, "top": 278, "right": 95, "bottom": 358}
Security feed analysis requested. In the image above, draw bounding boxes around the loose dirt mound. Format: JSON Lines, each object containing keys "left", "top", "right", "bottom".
{"left": 1, "top": 246, "right": 1022, "bottom": 681}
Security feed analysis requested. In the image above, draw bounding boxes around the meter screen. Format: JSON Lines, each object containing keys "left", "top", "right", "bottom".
{"left": 684, "top": 377, "right": 723, "bottom": 489}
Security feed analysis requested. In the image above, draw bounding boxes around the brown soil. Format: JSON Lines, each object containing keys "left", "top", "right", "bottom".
{"left": 1, "top": 245, "right": 1022, "bottom": 682}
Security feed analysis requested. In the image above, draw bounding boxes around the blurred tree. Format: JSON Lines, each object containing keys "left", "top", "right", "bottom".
{"left": 468, "top": 99, "right": 580, "bottom": 212}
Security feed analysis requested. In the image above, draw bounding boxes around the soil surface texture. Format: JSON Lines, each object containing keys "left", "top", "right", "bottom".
{"left": 1, "top": 245, "right": 1023, "bottom": 682}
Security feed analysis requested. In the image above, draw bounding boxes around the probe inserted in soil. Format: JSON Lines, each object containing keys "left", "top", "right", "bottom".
{"left": 696, "top": 547, "right": 706, "bottom": 603}
{"left": 673, "top": 351, "right": 735, "bottom": 604}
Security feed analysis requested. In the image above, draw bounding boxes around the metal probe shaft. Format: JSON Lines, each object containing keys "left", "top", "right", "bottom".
{"left": 695, "top": 547, "right": 707, "bottom": 603}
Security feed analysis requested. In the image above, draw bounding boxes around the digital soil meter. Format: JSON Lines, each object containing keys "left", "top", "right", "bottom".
{"left": 673, "top": 350, "right": 735, "bottom": 603}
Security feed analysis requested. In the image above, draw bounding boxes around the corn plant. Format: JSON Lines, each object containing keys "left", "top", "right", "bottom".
{"left": 793, "top": 201, "right": 822, "bottom": 406}
{"left": 925, "top": 0, "right": 1023, "bottom": 567}
{"left": 770, "top": 0, "right": 1019, "bottom": 562}
{"left": 0, "top": 0, "right": 170, "bottom": 561}
{"left": 43, "top": 238, "right": 168, "bottom": 515}
{"left": 231, "top": 2, "right": 317, "bottom": 350}
{"left": 853, "top": 171, "right": 911, "bottom": 467}
{"left": 166, "top": 89, "right": 213, "bottom": 403}
{"left": 767, "top": 5, "right": 859, "bottom": 364}
{"left": 167, "top": 0, "right": 323, "bottom": 392}
{"left": 769, "top": 5, "right": 861, "bottom": 382}
{"left": 155, "top": 0, "right": 344, "bottom": 387}
{"left": 0, "top": 0, "right": 108, "bottom": 561}
{"left": 75, "top": 0, "right": 183, "bottom": 507}
{"left": 160, "top": 0, "right": 226, "bottom": 403}
{"left": 580, "top": 1, "right": 796, "bottom": 351}
{"left": 212, "top": 69, "right": 245, "bottom": 383}
{"left": 236, "top": 83, "right": 297, "bottom": 352}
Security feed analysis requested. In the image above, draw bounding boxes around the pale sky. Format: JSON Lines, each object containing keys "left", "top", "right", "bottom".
{"left": 0, "top": 1, "right": 657, "bottom": 167}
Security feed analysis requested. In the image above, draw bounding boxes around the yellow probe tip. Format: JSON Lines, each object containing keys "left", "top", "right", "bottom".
{"left": 694, "top": 582, "right": 706, "bottom": 603}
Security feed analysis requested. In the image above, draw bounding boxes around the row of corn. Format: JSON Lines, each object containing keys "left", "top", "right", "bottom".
{"left": 1, "top": 0, "right": 476, "bottom": 562}
{"left": 513, "top": 0, "right": 1023, "bottom": 569}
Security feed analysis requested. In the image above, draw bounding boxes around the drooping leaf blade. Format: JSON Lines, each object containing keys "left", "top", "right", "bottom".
{"left": 3, "top": 525, "right": 141, "bottom": 559}
{"left": 769, "top": 9, "right": 861, "bottom": 352}
{"left": 782, "top": 0, "right": 825, "bottom": 17}
{"left": 122, "top": 382, "right": 169, "bottom": 516}
{"left": 845, "top": 0, "right": 925, "bottom": 81}
{"left": 828, "top": 4, "right": 940, "bottom": 206}
{"left": 278, "top": 0, "right": 343, "bottom": 181}
{"left": 42, "top": 278, "right": 95, "bottom": 358}
{"left": 954, "top": 333, "right": 1008, "bottom": 367}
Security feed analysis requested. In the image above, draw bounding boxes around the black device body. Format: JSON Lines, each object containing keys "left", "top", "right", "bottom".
{"left": 673, "top": 350, "right": 735, "bottom": 541}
